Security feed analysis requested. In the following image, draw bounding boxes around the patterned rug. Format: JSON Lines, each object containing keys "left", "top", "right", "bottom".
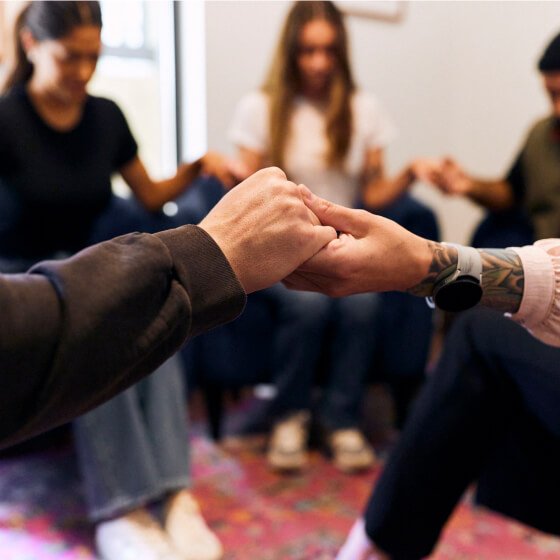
{"left": 0, "top": 428, "right": 559, "bottom": 560}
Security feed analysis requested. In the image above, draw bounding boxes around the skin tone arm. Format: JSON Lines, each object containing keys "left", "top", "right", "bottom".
{"left": 236, "top": 145, "right": 441, "bottom": 211}
{"left": 361, "top": 149, "right": 443, "bottom": 210}
{"left": 236, "top": 146, "right": 266, "bottom": 179}
{"left": 0, "top": 167, "right": 337, "bottom": 448}
{"left": 431, "top": 157, "right": 515, "bottom": 211}
{"left": 284, "top": 191, "right": 524, "bottom": 314}
{"left": 235, "top": 145, "right": 414, "bottom": 208}
{"left": 120, "top": 152, "right": 242, "bottom": 212}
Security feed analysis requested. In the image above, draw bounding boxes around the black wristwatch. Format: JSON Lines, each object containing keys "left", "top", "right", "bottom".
{"left": 426, "top": 243, "right": 483, "bottom": 312}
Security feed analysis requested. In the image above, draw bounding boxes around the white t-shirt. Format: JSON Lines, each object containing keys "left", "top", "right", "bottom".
{"left": 229, "top": 90, "right": 397, "bottom": 208}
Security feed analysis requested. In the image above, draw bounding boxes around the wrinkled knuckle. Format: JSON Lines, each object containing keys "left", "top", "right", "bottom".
{"left": 293, "top": 224, "right": 314, "bottom": 248}
{"left": 267, "top": 166, "right": 287, "bottom": 180}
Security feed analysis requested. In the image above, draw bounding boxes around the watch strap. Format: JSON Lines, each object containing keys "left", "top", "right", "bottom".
{"left": 426, "top": 243, "right": 483, "bottom": 311}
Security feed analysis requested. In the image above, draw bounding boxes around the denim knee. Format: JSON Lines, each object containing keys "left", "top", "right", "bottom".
{"left": 334, "top": 292, "right": 381, "bottom": 328}
{"left": 267, "top": 284, "right": 332, "bottom": 323}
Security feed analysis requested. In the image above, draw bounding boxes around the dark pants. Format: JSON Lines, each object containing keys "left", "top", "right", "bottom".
{"left": 374, "top": 193, "right": 440, "bottom": 426}
{"left": 364, "top": 308, "right": 560, "bottom": 560}
{"left": 471, "top": 208, "right": 534, "bottom": 249}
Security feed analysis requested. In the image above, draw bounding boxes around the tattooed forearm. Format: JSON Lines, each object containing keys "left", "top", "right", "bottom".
{"left": 406, "top": 241, "right": 456, "bottom": 298}
{"left": 406, "top": 242, "right": 524, "bottom": 314}
{"left": 479, "top": 249, "right": 523, "bottom": 313}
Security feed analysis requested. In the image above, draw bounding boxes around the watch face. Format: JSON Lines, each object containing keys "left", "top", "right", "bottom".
{"left": 434, "top": 276, "right": 483, "bottom": 312}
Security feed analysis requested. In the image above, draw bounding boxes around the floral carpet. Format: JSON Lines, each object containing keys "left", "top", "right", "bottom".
{"left": 0, "top": 429, "right": 559, "bottom": 560}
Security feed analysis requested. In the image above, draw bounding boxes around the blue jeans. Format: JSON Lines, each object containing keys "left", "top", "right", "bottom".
{"left": 265, "top": 284, "right": 381, "bottom": 430}
{"left": 73, "top": 355, "right": 190, "bottom": 521}
{"left": 73, "top": 195, "right": 202, "bottom": 522}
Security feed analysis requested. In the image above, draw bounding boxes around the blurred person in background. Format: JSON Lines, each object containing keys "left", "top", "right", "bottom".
{"left": 228, "top": 0, "right": 440, "bottom": 473}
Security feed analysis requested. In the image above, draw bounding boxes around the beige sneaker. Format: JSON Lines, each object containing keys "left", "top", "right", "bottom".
{"left": 96, "top": 508, "right": 183, "bottom": 560}
{"left": 164, "top": 490, "right": 223, "bottom": 560}
{"left": 329, "top": 429, "right": 376, "bottom": 473}
{"left": 267, "top": 411, "right": 310, "bottom": 471}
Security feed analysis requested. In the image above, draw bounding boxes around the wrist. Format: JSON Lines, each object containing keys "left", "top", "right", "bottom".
{"left": 406, "top": 242, "right": 458, "bottom": 298}
{"left": 463, "top": 177, "right": 477, "bottom": 198}
{"left": 404, "top": 163, "right": 417, "bottom": 185}
{"left": 178, "top": 160, "right": 201, "bottom": 183}
{"left": 428, "top": 243, "right": 483, "bottom": 311}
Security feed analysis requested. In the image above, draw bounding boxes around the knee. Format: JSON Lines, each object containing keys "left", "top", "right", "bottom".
{"left": 449, "top": 308, "right": 511, "bottom": 354}
{"left": 335, "top": 293, "right": 381, "bottom": 328}
{"left": 276, "top": 288, "right": 331, "bottom": 322}
{"left": 437, "top": 308, "right": 519, "bottom": 393}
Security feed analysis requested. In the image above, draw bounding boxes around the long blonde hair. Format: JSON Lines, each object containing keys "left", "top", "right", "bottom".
{"left": 262, "top": 1, "right": 355, "bottom": 169}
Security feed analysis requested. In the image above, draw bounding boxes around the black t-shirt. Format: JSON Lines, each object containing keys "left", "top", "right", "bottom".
{"left": 0, "top": 86, "right": 138, "bottom": 259}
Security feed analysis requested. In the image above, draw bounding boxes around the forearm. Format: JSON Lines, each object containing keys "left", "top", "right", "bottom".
{"left": 407, "top": 242, "right": 524, "bottom": 313}
{"left": 465, "top": 178, "right": 515, "bottom": 211}
{"left": 122, "top": 156, "right": 203, "bottom": 212}
{"left": 362, "top": 166, "right": 414, "bottom": 210}
{"left": 145, "top": 160, "right": 203, "bottom": 210}
{"left": 0, "top": 226, "right": 245, "bottom": 448}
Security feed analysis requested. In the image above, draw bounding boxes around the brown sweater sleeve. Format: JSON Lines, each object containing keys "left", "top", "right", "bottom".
{"left": 0, "top": 225, "right": 246, "bottom": 448}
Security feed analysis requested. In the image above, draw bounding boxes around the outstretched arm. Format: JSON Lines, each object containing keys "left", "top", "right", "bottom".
{"left": 120, "top": 152, "right": 243, "bottom": 212}
{"left": 285, "top": 191, "right": 560, "bottom": 345}
{"left": 360, "top": 149, "right": 442, "bottom": 210}
{"left": 0, "top": 168, "right": 336, "bottom": 448}
{"left": 430, "top": 157, "right": 515, "bottom": 210}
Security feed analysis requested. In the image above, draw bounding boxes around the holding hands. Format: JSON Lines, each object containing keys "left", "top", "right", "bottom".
{"left": 409, "top": 157, "right": 473, "bottom": 197}
{"left": 284, "top": 190, "right": 433, "bottom": 297}
{"left": 199, "top": 167, "right": 337, "bottom": 293}
{"left": 431, "top": 157, "right": 473, "bottom": 196}
{"left": 198, "top": 151, "right": 250, "bottom": 189}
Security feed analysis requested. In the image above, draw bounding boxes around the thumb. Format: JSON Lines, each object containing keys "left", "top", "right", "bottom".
{"left": 309, "top": 223, "right": 338, "bottom": 256}
{"left": 303, "top": 189, "right": 367, "bottom": 236}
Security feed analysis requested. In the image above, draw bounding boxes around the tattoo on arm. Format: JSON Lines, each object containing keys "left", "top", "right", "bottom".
{"left": 479, "top": 249, "right": 523, "bottom": 313}
{"left": 406, "top": 241, "right": 456, "bottom": 298}
{"left": 406, "top": 243, "right": 524, "bottom": 314}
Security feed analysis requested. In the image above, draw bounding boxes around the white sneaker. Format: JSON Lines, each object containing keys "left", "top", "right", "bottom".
{"left": 96, "top": 508, "right": 183, "bottom": 560}
{"left": 164, "top": 490, "right": 223, "bottom": 560}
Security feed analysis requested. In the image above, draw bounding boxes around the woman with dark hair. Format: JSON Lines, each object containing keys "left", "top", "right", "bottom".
{"left": 0, "top": 2, "right": 232, "bottom": 559}
{"left": 228, "top": 1, "right": 440, "bottom": 474}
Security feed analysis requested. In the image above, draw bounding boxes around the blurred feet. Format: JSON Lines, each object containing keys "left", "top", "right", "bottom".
{"left": 95, "top": 492, "right": 223, "bottom": 560}
{"left": 96, "top": 508, "right": 183, "bottom": 560}
{"left": 165, "top": 490, "right": 223, "bottom": 560}
{"left": 329, "top": 429, "right": 376, "bottom": 473}
{"left": 267, "top": 413, "right": 375, "bottom": 474}
{"left": 267, "top": 411, "right": 310, "bottom": 471}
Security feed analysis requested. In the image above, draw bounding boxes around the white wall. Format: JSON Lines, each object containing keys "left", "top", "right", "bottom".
{"left": 205, "top": 0, "right": 560, "bottom": 243}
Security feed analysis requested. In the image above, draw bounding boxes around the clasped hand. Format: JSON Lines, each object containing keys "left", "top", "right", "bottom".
{"left": 199, "top": 167, "right": 433, "bottom": 297}
{"left": 284, "top": 190, "right": 433, "bottom": 297}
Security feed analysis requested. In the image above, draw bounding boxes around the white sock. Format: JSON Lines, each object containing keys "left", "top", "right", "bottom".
{"left": 335, "top": 518, "right": 376, "bottom": 560}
